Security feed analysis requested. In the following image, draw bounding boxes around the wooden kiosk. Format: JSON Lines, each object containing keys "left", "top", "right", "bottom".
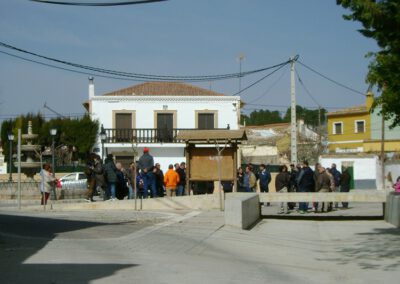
{"left": 176, "top": 130, "right": 247, "bottom": 195}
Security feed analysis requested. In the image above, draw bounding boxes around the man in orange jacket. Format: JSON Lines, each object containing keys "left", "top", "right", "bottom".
{"left": 164, "top": 164, "right": 180, "bottom": 197}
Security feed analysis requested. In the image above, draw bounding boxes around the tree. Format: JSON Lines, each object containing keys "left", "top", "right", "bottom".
{"left": 1, "top": 114, "right": 99, "bottom": 164}
{"left": 283, "top": 105, "right": 327, "bottom": 129}
{"left": 241, "top": 109, "right": 284, "bottom": 125}
{"left": 337, "top": 0, "right": 400, "bottom": 126}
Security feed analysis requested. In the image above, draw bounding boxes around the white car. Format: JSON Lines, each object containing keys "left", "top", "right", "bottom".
{"left": 59, "top": 172, "right": 87, "bottom": 190}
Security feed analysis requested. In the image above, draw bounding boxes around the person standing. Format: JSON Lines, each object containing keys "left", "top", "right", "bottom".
{"left": 237, "top": 167, "right": 245, "bottom": 192}
{"left": 275, "top": 165, "right": 290, "bottom": 214}
{"left": 164, "top": 164, "right": 180, "bottom": 197}
{"left": 93, "top": 155, "right": 106, "bottom": 200}
{"left": 176, "top": 162, "right": 186, "bottom": 196}
{"left": 330, "top": 163, "right": 342, "bottom": 208}
{"left": 84, "top": 153, "right": 97, "bottom": 202}
{"left": 138, "top": 147, "right": 156, "bottom": 198}
{"left": 244, "top": 165, "right": 257, "bottom": 192}
{"left": 115, "top": 162, "right": 128, "bottom": 200}
{"left": 40, "top": 164, "right": 55, "bottom": 205}
{"left": 258, "top": 164, "right": 272, "bottom": 193}
{"left": 259, "top": 164, "right": 272, "bottom": 206}
{"left": 297, "top": 161, "right": 315, "bottom": 214}
{"left": 126, "top": 162, "right": 136, "bottom": 199}
{"left": 154, "top": 163, "right": 165, "bottom": 197}
{"left": 316, "top": 167, "right": 332, "bottom": 213}
{"left": 340, "top": 167, "right": 352, "bottom": 208}
{"left": 103, "top": 154, "right": 117, "bottom": 201}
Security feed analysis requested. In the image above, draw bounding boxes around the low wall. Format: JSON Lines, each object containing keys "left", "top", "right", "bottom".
{"left": 385, "top": 192, "right": 400, "bottom": 228}
{"left": 224, "top": 193, "right": 260, "bottom": 229}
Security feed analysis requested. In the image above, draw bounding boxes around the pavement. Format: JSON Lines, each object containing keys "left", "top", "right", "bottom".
{"left": 0, "top": 203, "right": 399, "bottom": 284}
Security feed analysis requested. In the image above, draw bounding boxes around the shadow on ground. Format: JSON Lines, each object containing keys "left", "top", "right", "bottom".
{"left": 318, "top": 227, "right": 400, "bottom": 271}
{"left": 0, "top": 214, "right": 137, "bottom": 284}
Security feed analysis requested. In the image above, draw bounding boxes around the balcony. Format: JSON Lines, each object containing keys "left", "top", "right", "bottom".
{"left": 102, "top": 128, "right": 228, "bottom": 144}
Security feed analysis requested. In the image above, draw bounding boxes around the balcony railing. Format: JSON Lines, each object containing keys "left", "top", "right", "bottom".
{"left": 103, "top": 128, "right": 224, "bottom": 144}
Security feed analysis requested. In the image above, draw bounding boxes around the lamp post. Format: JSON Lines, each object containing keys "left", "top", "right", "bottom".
{"left": 50, "top": 128, "right": 57, "bottom": 177}
{"left": 8, "top": 132, "right": 14, "bottom": 182}
{"left": 100, "top": 125, "right": 107, "bottom": 162}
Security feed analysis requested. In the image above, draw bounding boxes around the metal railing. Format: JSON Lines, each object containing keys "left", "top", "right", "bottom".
{"left": 103, "top": 128, "right": 225, "bottom": 144}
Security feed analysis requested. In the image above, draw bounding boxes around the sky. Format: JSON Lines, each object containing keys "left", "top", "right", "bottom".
{"left": 0, "top": 0, "right": 378, "bottom": 125}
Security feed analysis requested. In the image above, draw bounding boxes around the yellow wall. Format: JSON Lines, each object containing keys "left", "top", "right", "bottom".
{"left": 363, "top": 140, "right": 400, "bottom": 152}
{"left": 327, "top": 112, "right": 370, "bottom": 152}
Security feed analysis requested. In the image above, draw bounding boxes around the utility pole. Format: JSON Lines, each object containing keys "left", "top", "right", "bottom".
{"left": 237, "top": 54, "right": 245, "bottom": 94}
{"left": 381, "top": 111, "right": 385, "bottom": 190}
{"left": 290, "top": 57, "right": 297, "bottom": 165}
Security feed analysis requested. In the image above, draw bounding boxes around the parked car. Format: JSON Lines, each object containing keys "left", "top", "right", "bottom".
{"left": 59, "top": 172, "right": 87, "bottom": 191}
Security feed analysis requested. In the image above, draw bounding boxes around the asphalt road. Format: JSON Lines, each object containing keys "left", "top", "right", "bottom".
{"left": 0, "top": 209, "right": 399, "bottom": 284}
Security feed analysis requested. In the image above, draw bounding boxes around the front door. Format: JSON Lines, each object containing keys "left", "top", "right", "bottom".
{"left": 157, "top": 113, "right": 173, "bottom": 142}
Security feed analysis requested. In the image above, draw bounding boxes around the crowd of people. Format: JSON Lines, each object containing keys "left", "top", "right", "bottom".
{"left": 84, "top": 147, "right": 187, "bottom": 202}
{"left": 237, "top": 161, "right": 353, "bottom": 214}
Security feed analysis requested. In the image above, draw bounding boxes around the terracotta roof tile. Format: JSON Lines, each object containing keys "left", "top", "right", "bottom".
{"left": 102, "top": 82, "right": 225, "bottom": 97}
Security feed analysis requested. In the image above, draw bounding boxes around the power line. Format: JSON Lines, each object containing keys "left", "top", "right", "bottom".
{"left": 0, "top": 41, "right": 292, "bottom": 82}
{"left": 232, "top": 61, "right": 291, "bottom": 96}
{"left": 30, "top": 0, "right": 168, "bottom": 6}
{"left": 295, "top": 69, "right": 320, "bottom": 107}
{"left": 0, "top": 50, "right": 146, "bottom": 82}
{"left": 245, "top": 65, "right": 289, "bottom": 104}
{"left": 297, "top": 60, "right": 365, "bottom": 96}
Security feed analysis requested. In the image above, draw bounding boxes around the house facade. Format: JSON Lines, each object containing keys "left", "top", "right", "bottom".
{"left": 327, "top": 91, "right": 400, "bottom": 154}
{"left": 87, "top": 79, "right": 241, "bottom": 170}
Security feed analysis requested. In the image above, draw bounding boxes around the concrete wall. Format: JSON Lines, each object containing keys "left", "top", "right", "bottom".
{"left": 319, "top": 155, "right": 379, "bottom": 189}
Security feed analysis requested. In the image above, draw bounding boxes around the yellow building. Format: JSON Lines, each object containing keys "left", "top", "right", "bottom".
{"left": 327, "top": 92, "right": 400, "bottom": 153}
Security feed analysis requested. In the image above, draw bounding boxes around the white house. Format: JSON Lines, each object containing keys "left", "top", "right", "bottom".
{"left": 86, "top": 79, "right": 241, "bottom": 170}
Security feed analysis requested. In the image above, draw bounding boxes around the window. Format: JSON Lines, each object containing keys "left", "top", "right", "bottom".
{"left": 198, "top": 113, "right": 215, "bottom": 129}
{"left": 195, "top": 110, "right": 218, "bottom": 129}
{"left": 333, "top": 122, "right": 343, "bottom": 134}
{"left": 355, "top": 120, "right": 365, "bottom": 133}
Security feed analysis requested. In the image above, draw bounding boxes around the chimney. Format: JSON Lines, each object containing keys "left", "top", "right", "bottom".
{"left": 88, "top": 77, "right": 95, "bottom": 99}
{"left": 366, "top": 90, "right": 374, "bottom": 110}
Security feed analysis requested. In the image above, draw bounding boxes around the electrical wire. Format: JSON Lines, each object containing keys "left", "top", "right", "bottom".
{"left": 245, "top": 65, "right": 289, "bottom": 104}
{"left": 232, "top": 61, "right": 291, "bottom": 96}
{"left": 0, "top": 41, "right": 292, "bottom": 82}
{"left": 0, "top": 50, "right": 147, "bottom": 82}
{"left": 295, "top": 69, "right": 321, "bottom": 107}
{"left": 297, "top": 60, "right": 365, "bottom": 96}
{"left": 30, "top": 0, "right": 168, "bottom": 6}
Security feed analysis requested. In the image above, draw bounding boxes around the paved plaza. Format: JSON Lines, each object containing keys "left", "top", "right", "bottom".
{"left": 0, "top": 205, "right": 399, "bottom": 284}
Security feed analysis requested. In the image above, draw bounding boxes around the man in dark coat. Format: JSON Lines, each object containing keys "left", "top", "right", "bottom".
{"left": 175, "top": 162, "right": 186, "bottom": 196}
{"left": 138, "top": 148, "right": 156, "bottom": 198}
{"left": 297, "top": 160, "right": 315, "bottom": 213}
{"left": 103, "top": 154, "right": 117, "bottom": 200}
{"left": 340, "top": 167, "right": 351, "bottom": 208}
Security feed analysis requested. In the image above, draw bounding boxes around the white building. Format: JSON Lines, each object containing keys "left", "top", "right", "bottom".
{"left": 86, "top": 79, "right": 241, "bottom": 170}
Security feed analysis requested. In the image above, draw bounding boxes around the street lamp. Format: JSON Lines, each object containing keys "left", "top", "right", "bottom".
{"left": 8, "top": 132, "right": 14, "bottom": 182}
{"left": 50, "top": 128, "right": 57, "bottom": 178}
{"left": 100, "top": 124, "right": 107, "bottom": 162}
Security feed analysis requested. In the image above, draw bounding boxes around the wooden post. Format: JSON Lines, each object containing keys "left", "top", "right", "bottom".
{"left": 233, "top": 143, "right": 238, "bottom": 192}
{"left": 185, "top": 143, "right": 191, "bottom": 195}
